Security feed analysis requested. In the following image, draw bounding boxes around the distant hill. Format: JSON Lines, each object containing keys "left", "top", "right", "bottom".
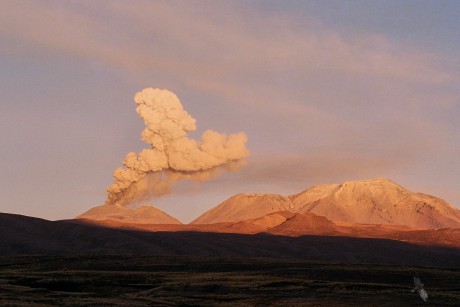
{"left": 1, "top": 212, "right": 460, "bottom": 268}
{"left": 76, "top": 204, "right": 182, "bottom": 224}
{"left": 192, "top": 193, "right": 294, "bottom": 224}
{"left": 192, "top": 178, "right": 460, "bottom": 229}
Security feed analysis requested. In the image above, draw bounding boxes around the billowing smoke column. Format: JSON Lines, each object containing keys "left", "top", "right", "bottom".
{"left": 106, "top": 88, "right": 249, "bottom": 207}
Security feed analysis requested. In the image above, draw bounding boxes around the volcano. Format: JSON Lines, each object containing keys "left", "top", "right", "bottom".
{"left": 192, "top": 178, "right": 460, "bottom": 229}
{"left": 77, "top": 204, "right": 181, "bottom": 224}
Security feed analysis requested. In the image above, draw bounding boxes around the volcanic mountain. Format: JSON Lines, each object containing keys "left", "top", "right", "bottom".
{"left": 192, "top": 178, "right": 460, "bottom": 229}
{"left": 76, "top": 204, "right": 181, "bottom": 224}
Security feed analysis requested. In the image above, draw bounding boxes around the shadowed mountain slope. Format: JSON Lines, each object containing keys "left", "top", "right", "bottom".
{"left": 82, "top": 211, "right": 460, "bottom": 249}
{"left": 1, "top": 213, "right": 460, "bottom": 268}
{"left": 265, "top": 211, "right": 339, "bottom": 236}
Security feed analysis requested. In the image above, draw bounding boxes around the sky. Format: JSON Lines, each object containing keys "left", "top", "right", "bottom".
{"left": 1, "top": 0, "right": 459, "bottom": 223}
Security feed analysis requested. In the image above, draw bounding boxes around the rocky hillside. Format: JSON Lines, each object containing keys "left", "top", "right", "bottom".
{"left": 76, "top": 204, "right": 181, "bottom": 224}
{"left": 192, "top": 178, "right": 460, "bottom": 229}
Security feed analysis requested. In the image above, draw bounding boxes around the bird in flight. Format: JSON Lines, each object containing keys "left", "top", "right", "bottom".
{"left": 412, "top": 276, "right": 429, "bottom": 303}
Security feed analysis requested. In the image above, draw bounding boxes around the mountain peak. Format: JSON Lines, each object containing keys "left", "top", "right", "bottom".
{"left": 191, "top": 193, "right": 293, "bottom": 224}
{"left": 332, "top": 178, "right": 409, "bottom": 199}
{"left": 193, "top": 178, "right": 460, "bottom": 229}
{"left": 76, "top": 204, "right": 182, "bottom": 225}
{"left": 337, "top": 178, "right": 404, "bottom": 190}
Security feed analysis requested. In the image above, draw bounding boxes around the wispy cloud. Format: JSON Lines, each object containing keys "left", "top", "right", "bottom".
{"left": 2, "top": 0, "right": 458, "bottom": 198}
{"left": 2, "top": 1, "right": 457, "bottom": 84}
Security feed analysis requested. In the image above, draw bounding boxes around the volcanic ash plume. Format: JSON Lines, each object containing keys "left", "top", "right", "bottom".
{"left": 105, "top": 88, "right": 249, "bottom": 207}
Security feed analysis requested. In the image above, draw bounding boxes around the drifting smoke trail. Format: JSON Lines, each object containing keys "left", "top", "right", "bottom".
{"left": 106, "top": 88, "right": 249, "bottom": 207}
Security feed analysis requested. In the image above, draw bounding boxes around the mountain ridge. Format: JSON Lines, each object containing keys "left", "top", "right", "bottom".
{"left": 74, "top": 178, "right": 460, "bottom": 230}
{"left": 192, "top": 178, "right": 460, "bottom": 229}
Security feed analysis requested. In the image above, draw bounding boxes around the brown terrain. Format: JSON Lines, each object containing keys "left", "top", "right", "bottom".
{"left": 2, "top": 178, "right": 460, "bottom": 268}
{"left": 2, "top": 208, "right": 460, "bottom": 305}
{"left": 1, "top": 212, "right": 460, "bottom": 269}
{"left": 2, "top": 254, "right": 460, "bottom": 306}
{"left": 77, "top": 210, "right": 460, "bottom": 250}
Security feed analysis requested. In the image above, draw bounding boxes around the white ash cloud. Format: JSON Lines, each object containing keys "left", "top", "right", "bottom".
{"left": 106, "top": 88, "right": 249, "bottom": 206}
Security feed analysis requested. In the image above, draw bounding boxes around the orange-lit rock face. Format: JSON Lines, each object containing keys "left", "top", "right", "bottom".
{"left": 77, "top": 204, "right": 182, "bottom": 225}
{"left": 75, "top": 209, "right": 460, "bottom": 250}
{"left": 192, "top": 178, "right": 460, "bottom": 229}
{"left": 76, "top": 177, "right": 460, "bottom": 250}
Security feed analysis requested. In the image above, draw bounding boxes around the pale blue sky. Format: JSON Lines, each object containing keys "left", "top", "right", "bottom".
{"left": 1, "top": 0, "right": 459, "bottom": 222}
